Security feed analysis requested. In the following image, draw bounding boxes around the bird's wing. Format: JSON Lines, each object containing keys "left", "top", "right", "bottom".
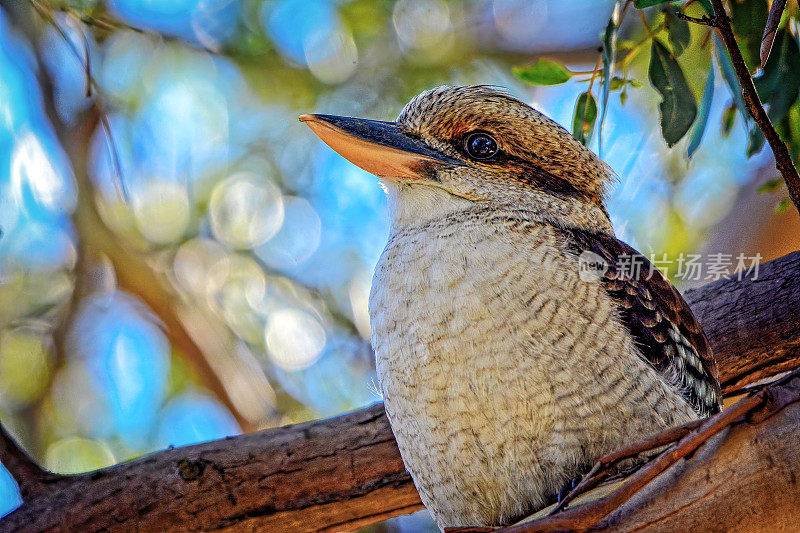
{"left": 560, "top": 228, "right": 722, "bottom": 416}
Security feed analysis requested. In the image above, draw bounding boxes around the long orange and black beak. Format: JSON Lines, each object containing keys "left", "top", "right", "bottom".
{"left": 299, "top": 114, "right": 462, "bottom": 180}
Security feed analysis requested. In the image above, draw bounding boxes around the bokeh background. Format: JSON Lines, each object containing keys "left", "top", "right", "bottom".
{"left": 0, "top": 0, "right": 798, "bottom": 530}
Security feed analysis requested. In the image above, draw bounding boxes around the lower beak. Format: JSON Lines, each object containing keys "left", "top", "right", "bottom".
{"left": 299, "top": 114, "right": 461, "bottom": 180}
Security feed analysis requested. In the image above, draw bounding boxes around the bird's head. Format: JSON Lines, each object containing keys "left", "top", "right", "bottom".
{"left": 301, "top": 85, "right": 614, "bottom": 233}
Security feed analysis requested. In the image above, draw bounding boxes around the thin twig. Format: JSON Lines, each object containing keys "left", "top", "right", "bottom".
{"left": 29, "top": 0, "right": 130, "bottom": 202}
{"left": 710, "top": 0, "right": 800, "bottom": 215}
{"left": 498, "top": 368, "right": 800, "bottom": 532}
{"left": 549, "top": 419, "right": 704, "bottom": 514}
{"left": 587, "top": 55, "right": 603, "bottom": 93}
{"left": 675, "top": 12, "right": 718, "bottom": 26}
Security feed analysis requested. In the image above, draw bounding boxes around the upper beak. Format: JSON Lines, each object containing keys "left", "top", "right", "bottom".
{"left": 299, "top": 114, "right": 461, "bottom": 180}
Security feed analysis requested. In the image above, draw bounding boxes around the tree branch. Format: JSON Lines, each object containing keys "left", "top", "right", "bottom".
{"left": 0, "top": 404, "right": 422, "bottom": 532}
{"left": 709, "top": 0, "right": 800, "bottom": 215}
{"left": 683, "top": 250, "right": 800, "bottom": 394}
{"left": 496, "top": 370, "right": 800, "bottom": 532}
{"left": 2, "top": 250, "right": 800, "bottom": 532}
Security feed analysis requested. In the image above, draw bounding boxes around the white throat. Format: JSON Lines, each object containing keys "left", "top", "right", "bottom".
{"left": 380, "top": 179, "right": 475, "bottom": 230}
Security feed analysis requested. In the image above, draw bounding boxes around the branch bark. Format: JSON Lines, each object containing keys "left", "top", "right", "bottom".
{"left": 496, "top": 371, "right": 800, "bottom": 532}
{"left": 709, "top": 0, "right": 800, "bottom": 215}
{"left": 683, "top": 250, "right": 800, "bottom": 394}
{"left": 1, "top": 250, "right": 800, "bottom": 532}
{"left": 0, "top": 404, "right": 422, "bottom": 533}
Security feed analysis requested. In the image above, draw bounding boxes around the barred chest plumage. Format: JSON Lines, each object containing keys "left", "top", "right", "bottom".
{"left": 369, "top": 208, "right": 699, "bottom": 529}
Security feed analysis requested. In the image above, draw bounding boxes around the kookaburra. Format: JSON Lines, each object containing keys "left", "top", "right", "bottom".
{"left": 300, "top": 85, "right": 721, "bottom": 530}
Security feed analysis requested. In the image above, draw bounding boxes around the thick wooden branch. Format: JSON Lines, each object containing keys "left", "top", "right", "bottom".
{"left": 497, "top": 372, "right": 800, "bottom": 532}
{"left": 684, "top": 250, "right": 800, "bottom": 393}
{"left": 0, "top": 404, "right": 421, "bottom": 533}
{"left": 592, "top": 377, "right": 800, "bottom": 531}
{"left": 2, "top": 250, "right": 799, "bottom": 532}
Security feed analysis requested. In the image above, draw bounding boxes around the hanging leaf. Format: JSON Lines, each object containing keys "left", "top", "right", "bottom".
{"left": 754, "top": 29, "right": 800, "bottom": 125}
{"left": 714, "top": 34, "right": 749, "bottom": 127}
{"left": 649, "top": 39, "right": 697, "bottom": 147}
{"left": 609, "top": 77, "right": 643, "bottom": 90}
{"left": 572, "top": 91, "right": 598, "bottom": 146}
{"left": 720, "top": 102, "right": 736, "bottom": 138}
{"left": 513, "top": 59, "right": 573, "bottom": 86}
{"left": 761, "top": 0, "right": 787, "bottom": 68}
{"left": 698, "top": 0, "right": 714, "bottom": 15}
{"left": 729, "top": 0, "right": 768, "bottom": 71}
{"left": 634, "top": 0, "right": 675, "bottom": 7}
{"left": 688, "top": 63, "right": 715, "bottom": 158}
{"left": 747, "top": 127, "right": 766, "bottom": 157}
{"left": 666, "top": 9, "right": 691, "bottom": 57}
{"left": 758, "top": 178, "right": 785, "bottom": 193}
{"left": 775, "top": 197, "right": 791, "bottom": 214}
{"left": 634, "top": 0, "right": 713, "bottom": 12}
{"left": 599, "top": 2, "right": 620, "bottom": 158}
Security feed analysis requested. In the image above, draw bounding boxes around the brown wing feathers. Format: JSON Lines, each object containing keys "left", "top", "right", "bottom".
{"left": 561, "top": 228, "right": 722, "bottom": 416}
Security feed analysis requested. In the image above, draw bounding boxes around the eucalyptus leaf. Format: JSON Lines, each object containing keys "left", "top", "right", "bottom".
{"left": 599, "top": 3, "right": 619, "bottom": 158}
{"left": 721, "top": 102, "right": 736, "bottom": 138}
{"left": 714, "top": 35, "right": 749, "bottom": 128}
{"left": 649, "top": 39, "right": 697, "bottom": 147}
{"left": 513, "top": 59, "right": 573, "bottom": 86}
{"left": 634, "top": 0, "right": 676, "bottom": 7}
{"left": 698, "top": 0, "right": 714, "bottom": 15}
{"left": 609, "top": 77, "right": 642, "bottom": 90}
{"left": 776, "top": 197, "right": 791, "bottom": 214}
{"left": 753, "top": 29, "right": 800, "bottom": 125}
{"left": 729, "top": 0, "right": 768, "bottom": 71}
{"left": 760, "top": 0, "right": 787, "bottom": 67}
{"left": 688, "top": 64, "right": 714, "bottom": 158}
{"left": 747, "top": 127, "right": 766, "bottom": 157}
{"left": 758, "top": 178, "right": 784, "bottom": 193}
{"left": 572, "top": 92, "right": 598, "bottom": 146}
{"left": 667, "top": 15, "right": 691, "bottom": 57}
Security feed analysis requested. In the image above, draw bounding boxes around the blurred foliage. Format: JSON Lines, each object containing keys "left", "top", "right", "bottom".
{"left": 514, "top": 0, "right": 800, "bottom": 209}
{"left": 0, "top": 0, "right": 796, "bottom": 530}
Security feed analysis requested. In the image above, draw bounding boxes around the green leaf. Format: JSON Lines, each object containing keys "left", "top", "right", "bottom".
{"left": 721, "top": 102, "right": 736, "bottom": 138}
{"left": 634, "top": 0, "right": 676, "bottom": 7}
{"left": 572, "top": 91, "right": 598, "bottom": 146}
{"left": 729, "top": 0, "right": 768, "bottom": 71}
{"left": 667, "top": 12, "right": 691, "bottom": 57}
{"left": 714, "top": 35, "right": 749, "bottom": 128}
{"left": 758, "top": 178, "right": 785, "bottom": 193}
{"left": 688, "top": 64, "right": 715, "bottom": 158}
{"left": 747, "top": 127, "right": 766, "bottom": 157}
{"left": 698, "top": 0, "right": 714, "bottom": 15}
{"left": 599, "top": 3, "right": 620, "bottom": 158}
{"left": 775, "top": 197, "right": 791, "bottom": 214}
{"left": 620, "top": 88, "right": 628, "bottom": 106}
{"left": 753, "top": 29, "right": 800, "bottom": 125}
{"left": 513, "top": 59, "right": 573, "bottom": 86}
{"left": 609, "top": 77, "right": 642, "bottom": 90}
{"left": 649, "top": 39, "right": 698, "bottom": 147}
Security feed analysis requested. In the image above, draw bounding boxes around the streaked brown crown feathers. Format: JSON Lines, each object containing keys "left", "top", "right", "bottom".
{"left": 396, "top": 85, "right": 615, "bottom": 207}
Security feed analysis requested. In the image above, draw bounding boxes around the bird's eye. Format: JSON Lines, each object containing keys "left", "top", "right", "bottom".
{"left": 464, "top": 132, "right": 499, "bottom": 160}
